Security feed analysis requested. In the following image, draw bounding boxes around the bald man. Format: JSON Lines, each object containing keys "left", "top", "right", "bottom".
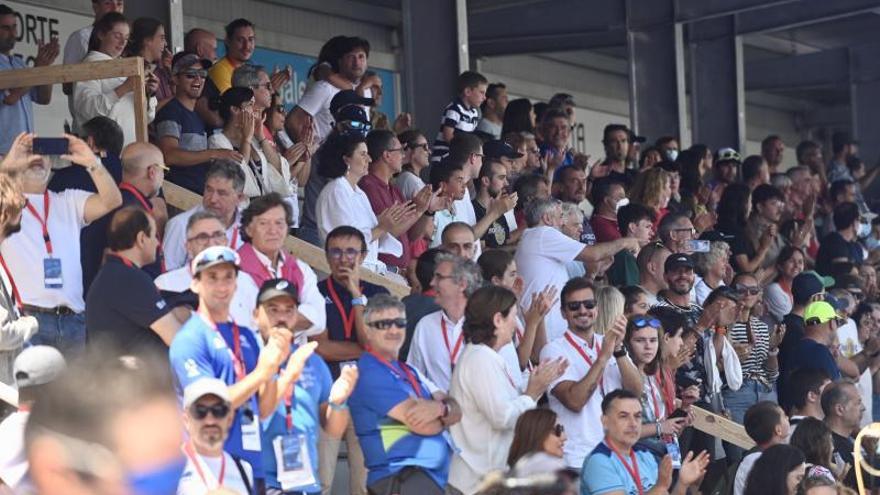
{"left": 184, "top": 28, "right": 217, "bottom": 63}
{"left": 441, "top": 222, "right": 477, "bottom": 261}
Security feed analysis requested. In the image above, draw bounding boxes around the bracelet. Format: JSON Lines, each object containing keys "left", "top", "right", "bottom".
{"left": 423, "top": 210, "right": 435, "bottom": 217}
{"left": 86, "top": 160, "right": 102, "bottom": 174}
{"left": 767, "top": 348, "right": 779, "bottom": 357}
{"left": 656, "top": 421, "right": 663, "bottom": 438}
{"left": 613, "top": 347, "right": 628, "bottom": 358}
{"left": 329, "top": 401, "right": 348, "bottom": 411}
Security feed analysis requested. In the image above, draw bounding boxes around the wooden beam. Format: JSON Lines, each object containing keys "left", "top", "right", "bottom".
{"left": 162, "top": 181, "right": 411, "bottom": 298}
{"left": 690, "top": 406, "right": 755, "bottom": 450}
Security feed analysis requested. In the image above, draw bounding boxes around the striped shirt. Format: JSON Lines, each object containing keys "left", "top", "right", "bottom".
{"left": 431, "top": 97, "right": 480, "bottom": 163}
{"left": 728, "top": 317, "right": 778, "bottom": 384}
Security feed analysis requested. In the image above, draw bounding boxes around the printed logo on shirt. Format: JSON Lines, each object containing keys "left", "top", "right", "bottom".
{"left": 213, "top": 336, "right": 227, "bottom": 350}
{"left": 324, "top": 296, "right": 333, "bottom": 305}
{"left": 184, "top": 359, "right": 202, "bottom": 378}
{"left": 156, "top": 300, "right": 167, "bottom": 310}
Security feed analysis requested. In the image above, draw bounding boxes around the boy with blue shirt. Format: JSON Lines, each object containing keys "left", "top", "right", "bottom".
{"left": 253, "top": 278, "right": 358, "bottom": 495}
{"left": 581, "top": 390, "right": 709, "bottom": 495}
{"left": 169, "top": 246, "right": 290, "bottom": 493}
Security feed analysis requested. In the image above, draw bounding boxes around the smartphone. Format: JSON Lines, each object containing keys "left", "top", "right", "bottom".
{"left": 677, "top": 375, "right": 702, "bottom": 389}
{"left": 688, "top": 239, "right": 710, "bottom": 253}
{"left": 668, "top": 408, "right": 688, "bottom": 419}
{"left": 32, "top": 137, "right": 68, "bottom": 156}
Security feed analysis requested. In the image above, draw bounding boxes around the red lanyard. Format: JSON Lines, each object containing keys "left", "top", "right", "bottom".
{"left": 183, "top": 442, "right": 225, "bottom": 488}
{"left": 367, "top": 349, "right": 427, "bottom": 399}
{"left": 606, "top": 438, "right": 643, "bottom": 495}
{"left": 284, "top": 384, "right": 296, "bottom": 432}
{"left": 25, "top": 191, "right": 52, "bottom": 255}
{"left": 327, "top": 279, "right": 356, "bottom": 340}
{"left": 119, "top": 183, "right": 165, "bottom": 273}
{"left": 657, "top": 368, "right": 676, "bottom": 414}
{"left": 441, "top": 317, "right": 464, "bottom": 366}
{"left": 229, "top": 227, "right": 239, "bottom": 249}
{"left": 565, "top": 332, "right": 605, "bottom": 395}
{"left": 646, "top": 374, "right": 662, "bottom": 421}
{"left": 0, "top": 255, "right": 22, "bottom": 310}
{"left": 208, "top": 320, "right": 245, "bottom": 382}
{"left": 109, "top": 253, "right": 134, "bottom": 268}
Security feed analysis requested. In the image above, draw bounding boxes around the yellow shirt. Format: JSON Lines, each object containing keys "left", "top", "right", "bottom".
{"left": 207, "top": 56, "right": 237, "bottom": 94}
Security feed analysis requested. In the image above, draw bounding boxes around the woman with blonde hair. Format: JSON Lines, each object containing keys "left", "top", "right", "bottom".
{"left": 629, "top": 167, "right": 672, "bottom": 229}
{"left": 693, "top": 241, "right": 732, "bottom": 306}
{"left": 593, "top": 285, "right": 624, "bottom": 336}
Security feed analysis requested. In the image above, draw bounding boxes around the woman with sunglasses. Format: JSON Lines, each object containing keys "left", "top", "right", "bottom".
{"left": 448, "top": 285, "right": 567, "bottom": 495}
{"left": 622, "top": 315, "right": 688, "bottom": 457}
{"left": 265, "top": 93, "right": 313, "bottom": 191}
{"left": 723, "top": 272, "right": 781, "bottom": 427}
{"left": 506, "top": 409, "right": 567, "bottom": 468}
{"left": 394, "top": 129, "right": 430, "bottom": 201}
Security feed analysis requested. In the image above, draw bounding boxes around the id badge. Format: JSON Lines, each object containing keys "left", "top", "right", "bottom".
{"left": 240, "top": 407, "right": 261, "bottom": 452}
{"left": 274, "top": 434, "right": 317, "bottom": 490}
{"left": 43, "top": 258, "right": 63, "bottom": 289}
{"left": 665, "top": 436, "right": 682, "bottom": 469}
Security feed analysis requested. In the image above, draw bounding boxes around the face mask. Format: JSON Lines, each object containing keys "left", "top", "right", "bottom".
{"left": 615, "top": 198, "right": 630, "bottom": 213}
{"left": 858, "top": 221, "right": 871, "bottom": 238}
{"left": 127, "top": 456, "right": 187, "bottom": 495}
{"left": 666, "top": 149, "right": 679, "bottom": 162}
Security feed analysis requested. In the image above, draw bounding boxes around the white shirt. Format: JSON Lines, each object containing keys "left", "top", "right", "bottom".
{"left": 0, "top": 411, "right": 29, "bottom": 492}
{"left": 407, "top": 309, "right": 464, "bottom": 392}
{"left": 162, "top": 206, "right": 244, "bottom": 271}
{"left": 155, "top": 268, "right": 257, "bottom": 330}
{"left": 515, "top": 226, "right": 585, "bottom": 341}
{"left": 393, "top": 169, "right": 425, "bottom": 201}
{"left": 733, "top": 450, "right": 760, "bottom": 495}
{"left": 693, "top": 276, "right": 721, "bottom": 307}
{"left": 838, "top": 318, "right": 873, "bottom": 427}
{"left": 0, "top": 189, "right": 91, "bottom": 312}
{"left": 237, "top": 248, "right": 326, "bottom": 339}
{"left": 208, "top": 133, "right": 295, "bottom": 208}
{"left": 432, "top": 188, "right": 482, "bottom": 260}
{"left": 177, "top": 450, "right": 252, "bottom": 495}
{"left": 499, "top": 342, "right": 525, "bottom": 392}
{"left": 296, "top": 80, "right": 372, "bottom": 145}
{"left": 448, "top": 344, "right": 536, "bottom": 495}
{"left": 73, "top": 51, "right": 156, "bottom": 147}
{"left": 316, "top": 176, "right": 401, "bottom": 274}
{"left": 764, "top": 282, "right": 792, "bottom": 323}
{"left": 540, "top": 331, "right": 623, "bottom": 468}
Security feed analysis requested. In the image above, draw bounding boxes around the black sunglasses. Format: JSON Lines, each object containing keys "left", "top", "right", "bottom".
{"left": 554, "top": 424, "right": 565, "bottom": 437}
{"left": 565, "top": 299, "right": 597, "bottom": 312}
{"left": 735, "top": 285, "right": 762, "bottom": 296}
{"left": 632, "top": 317, "right": 661, "bottom": 329}
{"left": 368, "top": 318, "right": 407, "bottom": 330}
{"left": 191, "top": 403, "right": 230, "bottom": 420}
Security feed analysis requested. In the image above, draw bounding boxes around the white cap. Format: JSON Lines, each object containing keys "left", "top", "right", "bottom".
{"left": 182, "top": 377, "right": 230, "bottom": 409}
{"left": 14, "top": 346, "right": 66, "bottom": 388}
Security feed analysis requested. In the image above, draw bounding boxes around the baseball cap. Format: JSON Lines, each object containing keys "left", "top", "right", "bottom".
{"left": 183, "top": 377, "right": 231, "bottom": 409}
{"left": 804, "top": 301, "right": 844, "bottom": 326}
{"left": 14, "top": 346, "right": 66, "bottom": 388}
{"left": 257, "top": 278, "right": 299, "bottom": 306}
{"left": 824, "top": 293, "right": 848, "bottom": 313}
{"left": 664, "top": 253, "right": 695, "bottom": 272}
{"left": 171, "top": 51, "right": 212, "bottom": 75}
{"left": 191, "top": 246, "right": 240, "bottom": 277}
{"left": 792, "top": 271, "right": 835, "bottom": 304}
{"left": 330, "top": 90, "right": 374, "bottom": 117}
{"left": 715, "top": 148, "right": 741, "bottom": 163}
{"left": 483, "top": 139, "right": 523, "bottom": 160}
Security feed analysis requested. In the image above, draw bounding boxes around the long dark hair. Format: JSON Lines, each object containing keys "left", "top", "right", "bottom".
{"left": 317, "top": 131, "right": 368, "bottom": 179}
{"left": 789, "top": 417, "right": 833, "bottom": 470}
{"left": 507, "top": 409, "right": 559, "bottom": 468}
{"left": 743, "top": 444, "right": 805, "bottom": 495}
{"left": 716, "top": 183, "right": 751, "bottom": 230}
{"left": 88, "top": 12, "right": 128, "bottom": 53}
{"left": 125, "top": 17, "right": 163, "bottom": 58}
{"left": 502, "top": 98, "right": 534, "bottom": 136}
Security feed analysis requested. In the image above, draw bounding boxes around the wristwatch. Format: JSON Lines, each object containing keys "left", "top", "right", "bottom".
{"left": 351, "top": 295, "right": 368, "bottom": 307}
{"left": 613, "top": 347, "right": 628, "bottom": 358}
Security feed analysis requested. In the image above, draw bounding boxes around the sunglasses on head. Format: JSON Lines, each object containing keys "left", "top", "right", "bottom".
{"left": 194, "top": 247, "right": 240, "bottom": 270}
{"left": 368, "top": 318, "right": 407, "bottom": 330}
{"left": 553, "top": 424, "right": 565, "bottom": 437}
{"left": 632, "top": 317, "right": 661, "bottom": 329}
{"left": 565, "top": 299, "right": 596, "bottom": 312}
{"left": 191, "top": 402, "right": 230, "bottom": 420}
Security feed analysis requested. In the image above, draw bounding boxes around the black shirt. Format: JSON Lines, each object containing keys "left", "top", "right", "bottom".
{"left": 85, "top": 255, "right": 171, "bottom": 359}
{"left": 472, "top": 199, "right": 511, "bottom": 248}
{"left": 716, "top": 222, "right": 753, "bottom": 273}
{"left": 319, "top": 277, "right": 388, "bottom": 378}
{"left": 816, "top": 231, "right": 863, "bottom": 276}
{"left": 777, "top": 313, "right": 805, "bottom": 410}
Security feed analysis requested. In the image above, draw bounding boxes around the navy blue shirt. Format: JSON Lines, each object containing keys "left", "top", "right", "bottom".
{"left": 155, "top": 98, "right": 211, "bottom": 193}
{"left": 817, "top": 231, "right": 864, "bottom": 276}
{"left": 318, "top": 277, "right": 388, "bottom": 378}
{"left": 784, "top": 337, "right": 841, "bottom": 384}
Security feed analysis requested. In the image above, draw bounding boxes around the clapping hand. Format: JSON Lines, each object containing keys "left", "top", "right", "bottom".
{"left": 678, "top": 451, "right": 711, "bottom": 487}
{"left": 328, "top": 364, "right": 358, "bottom": 407}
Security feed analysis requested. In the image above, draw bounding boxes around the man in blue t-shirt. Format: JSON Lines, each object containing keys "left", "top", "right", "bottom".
{"left": 348, "top": 294, "right": 462, "bottom": 494}
{"left": 581, "top": 389, "right": 709, "bottom": 495}
{"left": 169, "top": 246, "right": 289, "bottom": 492}
{"left": 784, "top": 301, "right": 845, "bottom": 382}
{"left": 253, "top": 278, "right": 358, "bottom": 495}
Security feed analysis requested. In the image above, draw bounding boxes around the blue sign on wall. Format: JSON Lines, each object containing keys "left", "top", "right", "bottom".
{"left": 216, "top": 45, "right": 398, "bottom": 118}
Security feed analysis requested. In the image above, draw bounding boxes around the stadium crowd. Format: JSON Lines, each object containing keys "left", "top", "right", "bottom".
{"left": 0, "top": 2, "right": 879, "bottom": 495}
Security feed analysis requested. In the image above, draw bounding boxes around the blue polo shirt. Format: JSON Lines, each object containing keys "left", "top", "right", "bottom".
{"left": 260, "top": 345, "right": 332, "bottom": 493}
{"left": 0, "top": 54, "right": 36, "bottom": 154}
{"left": 784, "top": 337, "right": 841, "bottom": 382}
{"left": 348, "top": 352, "right": 450, "bottom": 488}
{"left": 581, "top": 441, "right": 659, "bottom": 495}
{"left": 169, "top": 314, "right": 264, "bottom": 479}
{"left": 155, "top": 97, "right": 211, "bottom": 193}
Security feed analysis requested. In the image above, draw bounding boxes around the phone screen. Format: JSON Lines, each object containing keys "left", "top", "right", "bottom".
{"left": 32, "top": 138, "right": 69, "bottom": 156}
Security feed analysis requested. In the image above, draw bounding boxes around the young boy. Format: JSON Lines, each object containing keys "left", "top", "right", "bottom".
{"left": 431, "top": 70, "right": 488, "bottom": 163}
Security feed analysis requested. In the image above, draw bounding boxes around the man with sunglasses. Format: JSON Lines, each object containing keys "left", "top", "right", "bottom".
{"left": 157, "top": 52, "right": 242, "bottom": 194}
{"left": 349, "top": 294, "right": 461, "bottom": 495}
{"left": 179, "top": 378, "right": 254, "bottom": 494}
{"left": 784, "top": 301, "right": 845, "bottom": 386}
{"left": 540, "top": 277, "right": 642, "bottom": 469}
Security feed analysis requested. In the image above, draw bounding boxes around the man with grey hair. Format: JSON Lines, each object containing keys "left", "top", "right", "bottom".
{"left": 657, "top": 211, "right": 696, "bottom": 254}
{"left": 408, "top": 253, "right": 482, "bottom": 391}
{"left": 349, "top": 293, "right": 461, "bottom": 494}
{"left": 515, "top": 198, "right": 639, "bottom": 340}
{"left": 162, "top": 161, "right": 247, "bottom": 270}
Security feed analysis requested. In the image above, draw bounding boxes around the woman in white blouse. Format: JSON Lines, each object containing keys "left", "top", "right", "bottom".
{"left": 448, "top": 285, "right": 567, "bottom": 495}
{"left": 73, "top": 13, "right": 157, "bottom": 146}
{"left": 315, "top": 132, "right": 418, "bottom": 273}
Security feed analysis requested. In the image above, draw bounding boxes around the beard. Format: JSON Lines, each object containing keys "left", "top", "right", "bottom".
{"left": 23, "top": 165, "right": 51, "bottom": 185}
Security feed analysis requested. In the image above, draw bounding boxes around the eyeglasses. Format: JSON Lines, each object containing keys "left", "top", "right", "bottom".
{"left": 735, "top": 285, "right": 761, "bottom": 296}
{"left": 188, "top": 230, "right": 227, "bottom": 243}
{"left": 327, "top": 247, "right": 366, "bottom": 260}
{"left": 191, "top": 402, "right": 230, "bottom": 420}
{"left": 805, "top": 317, "right": 846, "bottom": 327}
{"left": 251, "top": 82, "right": 272, "bottom": 91}
{"left": 565, "top": 299, "right": 597, "bottom": 312}
{"left": 553, "top": 424, "right": 565, "bottom": 437}
{"left": 632, "top": 317, "right": 661, "bottom": 329}
{"left": 673, "top": 227, "right": 696, "bottom": 236}
{"left": 180, "top": 70, "right": 207, "bottom": 79}
{"left": 367, "top": 318, "right": 407, "bottom": 330}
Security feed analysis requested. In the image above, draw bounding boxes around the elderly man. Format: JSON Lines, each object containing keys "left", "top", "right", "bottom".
{"left": 178, "top": 378, "right": 253, "bottom": 494}
{"left": 408, "top": 253, "right": 482, "bottom": 391}
{"left": 163, "top": 161, "right": 246, "bottom": 270}
{"left": 155, "top": 210, "right": 258, "bottom": 328}
{"left": 515, "top": 198, "right": 639, "bottom": 340}
{"left": 236, "top": 193, "right": 325, "bottom": 338}
{"left": 657, "top": 212, "right": 696, "bottom": 254}
{"left": 0, "top": 134, "right": 121, "bottom": 356}
{"left": 441, "top": 222, "right": 477, "bottom": 261}
{"left": 349, "top": 294, "right": 462, "bottom": 495}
